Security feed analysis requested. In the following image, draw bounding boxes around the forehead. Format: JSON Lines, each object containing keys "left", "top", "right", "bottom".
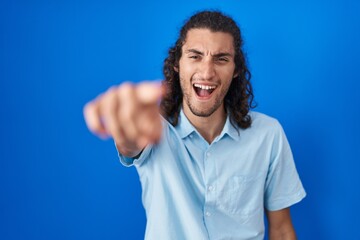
{"left": 182, "top": 28, "right": 235, "bottom": 54}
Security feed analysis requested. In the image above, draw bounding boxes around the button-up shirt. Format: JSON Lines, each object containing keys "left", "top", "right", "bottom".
{"left": 119, "top": 110, "right": 306, "bottom": 240}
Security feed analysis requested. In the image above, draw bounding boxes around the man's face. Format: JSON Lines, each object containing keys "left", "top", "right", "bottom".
{"left": 178, "top": 28, "right": 237, "bottom": 118}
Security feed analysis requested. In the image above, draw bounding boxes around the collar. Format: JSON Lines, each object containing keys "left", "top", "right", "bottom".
{"left": 219, "top": 113, "right": 239, "bottom": 141}
{"left": 176, "top": 109, "right": 196, "bottom": 139}
{"left": 175, "top": 108, "right": 239, "bottom": 141}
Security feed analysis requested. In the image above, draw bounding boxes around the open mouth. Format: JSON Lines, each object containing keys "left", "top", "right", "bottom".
{"left": 193, "top": 83, "right": 216, "bottom": 98}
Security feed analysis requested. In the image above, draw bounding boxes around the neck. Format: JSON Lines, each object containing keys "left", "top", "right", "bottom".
{"left": 182, "top": 104, "right": 227, "bottom": 144}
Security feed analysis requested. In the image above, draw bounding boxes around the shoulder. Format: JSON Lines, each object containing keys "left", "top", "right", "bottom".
{"left": 247, "top": 111, "right": 291, "bottom": 154}
{"left": 248, "top": 111, "right": 283, "bottom": 133}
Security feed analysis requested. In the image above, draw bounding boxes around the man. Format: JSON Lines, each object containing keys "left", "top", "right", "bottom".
{"left": 84, "top": 11, "right": 306, "bottom": 240}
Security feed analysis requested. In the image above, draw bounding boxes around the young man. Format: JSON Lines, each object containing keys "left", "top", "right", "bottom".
{"left": 84, "top": 11, "right": 306, "bottom": 240}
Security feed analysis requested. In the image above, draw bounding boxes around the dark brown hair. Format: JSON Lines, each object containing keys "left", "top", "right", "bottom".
{"left": 161, "top": 10, "right": 255, "bottom": 129}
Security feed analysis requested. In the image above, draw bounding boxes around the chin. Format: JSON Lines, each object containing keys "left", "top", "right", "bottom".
{"left": 188, "top": 104, "right": 219, "bottom": 118}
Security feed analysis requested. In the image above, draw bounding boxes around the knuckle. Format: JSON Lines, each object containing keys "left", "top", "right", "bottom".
{"left": 103, "top": 90, "right": 115, "bottom": 104}
{"left": 119, "top": 82, "right": 134, "bottom": 94}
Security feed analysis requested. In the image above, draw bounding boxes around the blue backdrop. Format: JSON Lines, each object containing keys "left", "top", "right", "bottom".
{"left": 1, "top": 0, "right": 359, "bottom": 239}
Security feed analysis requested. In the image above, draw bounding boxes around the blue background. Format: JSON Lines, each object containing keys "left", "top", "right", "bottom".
{"left": 1, "top": 0, "right": 359, "bottom": 239}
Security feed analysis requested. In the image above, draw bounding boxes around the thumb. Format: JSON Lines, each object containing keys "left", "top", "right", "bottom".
{"left": 136, "top": 81, "right": 164, "bottom": 105}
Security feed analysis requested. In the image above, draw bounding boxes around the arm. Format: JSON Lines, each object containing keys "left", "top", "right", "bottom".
{"left": 266, "top": 208, "right": 297, "bottom": 240}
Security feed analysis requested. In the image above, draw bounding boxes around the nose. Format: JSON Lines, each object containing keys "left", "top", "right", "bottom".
{"left": 199, "top": 59, "right": 216, "bottom": 80}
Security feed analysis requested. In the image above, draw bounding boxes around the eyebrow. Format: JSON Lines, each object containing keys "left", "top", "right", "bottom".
{"left": 185, "top": 48, "right": 234, "bottom": 58}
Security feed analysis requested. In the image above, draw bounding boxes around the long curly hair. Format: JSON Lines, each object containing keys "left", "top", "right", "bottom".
{"left": 161, "top": 10, "right": 256, "bottom": 129}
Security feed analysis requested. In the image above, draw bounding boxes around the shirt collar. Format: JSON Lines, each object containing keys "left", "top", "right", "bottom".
{"left": 176, "top": 109, "right": 196, "bottom": 139}
{"left": 219, "top": 114, "right": 239, "bottom": 141}
{"left": 176, "top": 108, "right": 240, "bottom": 141}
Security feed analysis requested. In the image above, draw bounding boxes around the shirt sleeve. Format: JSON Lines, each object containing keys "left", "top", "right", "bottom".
{"left": 264, "top": 121, "right": 306, "bottom": 211}
{"left": 116, "top": 116, "right": 168, "bottom": 167}
{"left": 117, "top": 143, "right": 153, "bottom": 167}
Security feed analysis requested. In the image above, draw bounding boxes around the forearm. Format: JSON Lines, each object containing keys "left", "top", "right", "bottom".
{"left": 267, "top": 208, "right": 297, "bottom": 240}
{"left": 269, "top": 227, "right": 296, "bottom": 240}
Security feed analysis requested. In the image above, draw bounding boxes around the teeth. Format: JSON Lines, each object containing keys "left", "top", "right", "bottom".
{"left": 193, "top": 84, "right": 216, "bottom": 90}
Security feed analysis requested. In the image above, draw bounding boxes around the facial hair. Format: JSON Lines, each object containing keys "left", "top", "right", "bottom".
{"left": 180, "top": 76, "right": 231, "bottom": 118}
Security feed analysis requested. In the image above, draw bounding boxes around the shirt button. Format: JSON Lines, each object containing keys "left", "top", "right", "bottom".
{"left": 205, "top": 211, "right": 211, "bottom": 217}
{"left": 208, "top": 185, "right": 214, "bottom": 191}
{"left": 190, "top": 134, "right": 193, "bottom": 138}
{"left": 206, "top": 152, "right": 211, "bottom": 157}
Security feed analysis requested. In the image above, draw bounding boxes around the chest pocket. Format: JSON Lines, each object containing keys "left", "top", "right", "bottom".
{"left": 217, "top": 172, "right": 265, "bottom": 216}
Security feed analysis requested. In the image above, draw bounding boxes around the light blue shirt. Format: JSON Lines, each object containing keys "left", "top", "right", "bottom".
{"left": 119, "top": 110, "right": 306, "bottom": 240}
